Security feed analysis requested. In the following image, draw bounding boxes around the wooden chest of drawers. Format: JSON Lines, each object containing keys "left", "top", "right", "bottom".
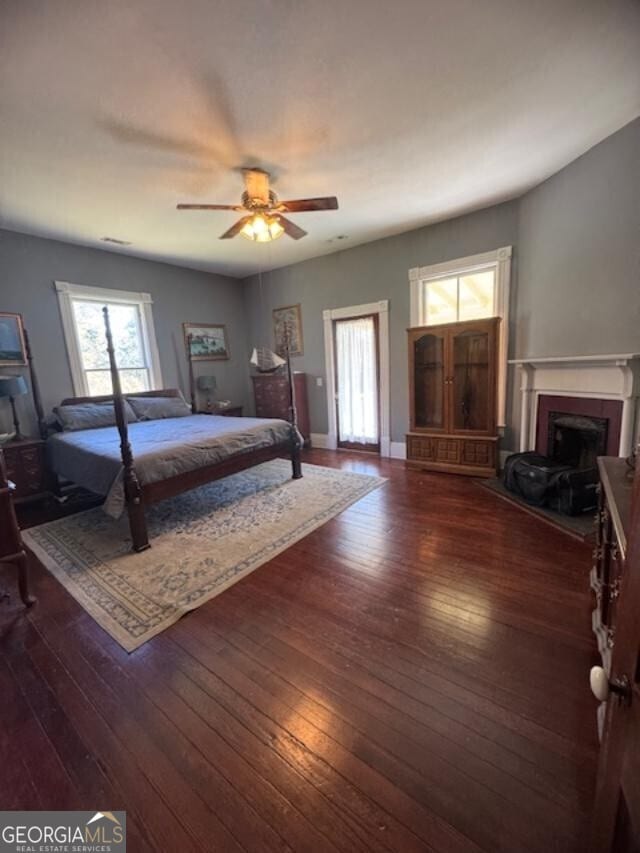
{"left": 252, "top": 373, "right": 310, "bottom": 443}
{"left": 2, "top": 438, "right": 49, "bottom": 503}
{"left": 592, "top": 457, "right": 633, "bottom": 675}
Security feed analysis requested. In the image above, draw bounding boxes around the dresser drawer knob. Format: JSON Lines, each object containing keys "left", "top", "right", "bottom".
{"left": 590, "top": 666, "right": 631, "bottom": 705}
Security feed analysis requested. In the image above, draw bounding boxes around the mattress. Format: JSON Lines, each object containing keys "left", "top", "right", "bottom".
{"left": 47, "top": 414, "right": 292, "bottom": 517}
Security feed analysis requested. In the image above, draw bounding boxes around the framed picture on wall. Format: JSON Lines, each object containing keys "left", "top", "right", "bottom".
{"left": 273, "top": 304, "right": 303, "bottom": 357}
{"left": 0, "top": 312, "right": 27, "bottom": 366}
{"left": 183, "top": 323, "right": 230, "bottom": 361}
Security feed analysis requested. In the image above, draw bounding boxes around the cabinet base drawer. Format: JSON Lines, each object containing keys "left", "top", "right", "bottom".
{"left": 406, "top": 434, "right": 497, "bottom": 477}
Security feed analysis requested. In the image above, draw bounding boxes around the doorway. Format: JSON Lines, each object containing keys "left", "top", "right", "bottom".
{"left": 334, "top": 314, "right": 380, "bottom": 452}
{"left": 323, "top": 300, "right": 390, "bottom": 456}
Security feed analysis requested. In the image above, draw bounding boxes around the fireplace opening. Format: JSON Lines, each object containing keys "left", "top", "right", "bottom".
{"left": 505, "top": 395, "right": 622, "bottom": 516}
{"left": 547, "top": 412, "right": 608, "bottom": 469}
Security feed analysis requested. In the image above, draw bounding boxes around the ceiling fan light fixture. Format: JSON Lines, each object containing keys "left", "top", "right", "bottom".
{"left": 268, "top": 217, "right": 285, "bottom": 241}
{"left": 178, "top": 168, "right": 337, "bottom": 241}
{"left": 240, "top": 212, "right": 284, "bottom": 243}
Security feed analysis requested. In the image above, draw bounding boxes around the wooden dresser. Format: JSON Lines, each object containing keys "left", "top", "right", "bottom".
{"left": 2, "top": 437, "right": 49, "bottom": 504}
{"left": 592, "top": 457, "right": 634, "bottom": 676}
{"left": 589, "top": 456, "right": 640, "bottom": 848}
{"left": 252, "top": 373, "right": 310, "bottom": 443}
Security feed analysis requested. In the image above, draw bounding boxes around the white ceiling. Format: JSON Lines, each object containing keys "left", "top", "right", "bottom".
{"left": 1, "top": 0, "right": 639, "bottom": 278}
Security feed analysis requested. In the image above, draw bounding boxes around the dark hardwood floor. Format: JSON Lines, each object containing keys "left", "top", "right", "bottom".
{"left": 0, "top": 449, "right": 598, "bottom": 852}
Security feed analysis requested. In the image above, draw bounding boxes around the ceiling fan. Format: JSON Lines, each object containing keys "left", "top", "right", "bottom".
{"left": 177, "top": 168, "right": 338, "bottom": 242}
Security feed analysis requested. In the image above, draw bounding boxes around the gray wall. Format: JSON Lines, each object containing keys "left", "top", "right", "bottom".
{"left": 515, "top": 117, "right": 640, "bottom": 358}
{"left": 508, "top": 117, "right": 640, "bottom": 448}
{"left": 242, "top": 202, "right": 518, "bottom": 443}
{"left": 0, "top": 230, "right": 247, "bottom": 434}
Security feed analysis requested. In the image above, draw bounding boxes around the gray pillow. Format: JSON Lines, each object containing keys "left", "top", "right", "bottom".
{"left": 127, "top": 394, "right": 191, "bottom": 421}
{"left": 54, "top": 400, "right": 138, "bottom": 431}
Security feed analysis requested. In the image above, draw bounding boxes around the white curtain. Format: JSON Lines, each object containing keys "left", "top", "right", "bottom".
{"left": 336, "top": 316, "right": 379, "bottom": 444}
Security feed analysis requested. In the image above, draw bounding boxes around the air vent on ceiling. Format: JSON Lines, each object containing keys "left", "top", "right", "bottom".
{"left": 101, "top": 236, "right": 131, "bottom": 246}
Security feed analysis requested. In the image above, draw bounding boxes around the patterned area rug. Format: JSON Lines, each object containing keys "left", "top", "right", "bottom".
{"left": 24, "top": 460, "right": 385, "bottom": 651}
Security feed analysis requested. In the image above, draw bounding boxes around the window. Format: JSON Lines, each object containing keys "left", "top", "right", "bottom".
{"left": 409, "top": 247, "right": 512, "bottom": 427}
{"left": 55, "top": 281, "right": 162, "bottom": 397}
{"left": 422, "top": 270, "right": 495, "bottom": 326}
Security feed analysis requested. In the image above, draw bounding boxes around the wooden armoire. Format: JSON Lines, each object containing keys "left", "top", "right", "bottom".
{"left": 406, "top": 317, "right": 500, "bottom": 476}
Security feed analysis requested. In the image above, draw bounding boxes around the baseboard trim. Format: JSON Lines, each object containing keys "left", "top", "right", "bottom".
{"left": 499, "top": 449, "right": 511, "bottom": 471}
{"left": 312, "top": 439, "right": 509, "bottom": 466}
{"left": 310, "top": 433, "right": 332, "bottom": 449}
{"left": 310, "top": 433, "right": 397, "bottom": 457}
{"left": 390, "top": 441, "right": 407, "bottom": 460}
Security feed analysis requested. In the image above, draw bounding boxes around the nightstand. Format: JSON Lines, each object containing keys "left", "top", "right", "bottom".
{"left": 2, "top": 438, "right": 49, "bottom": 504}
{"left": 198, "top": 406, "right": 244, "bottom": 418}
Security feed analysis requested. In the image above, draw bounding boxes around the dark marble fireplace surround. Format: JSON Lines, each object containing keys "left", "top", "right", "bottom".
{"left": 536, "top": 395, "right": 623, "bottom": 467}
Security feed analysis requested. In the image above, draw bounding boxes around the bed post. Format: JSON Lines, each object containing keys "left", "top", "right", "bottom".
{"left": 23, "top": 327, "right": 47, "bottom": 440}
{"left": 284, "top": 326, "right": 303, "bottom": 480}
{"left": 102, "top": 307, "right": 150, "bottom": 552}
{"left": 187, "top": 333, "right": 196, "bottom": 413}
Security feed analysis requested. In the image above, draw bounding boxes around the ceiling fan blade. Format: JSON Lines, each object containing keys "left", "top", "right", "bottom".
{"left": 219, "top": 216, "right": 252, "bottom": 239}
{"left": 177, "top": 203, "right": 241, "bottom": 211}
{"left": 243, "top": 168, "right": 270, "bottom": 203}
{"left": 279, "top": 196, "right": 338, "bottom": 212}
{"left": 277, "top": 216, "right": 307, "bottom": 240}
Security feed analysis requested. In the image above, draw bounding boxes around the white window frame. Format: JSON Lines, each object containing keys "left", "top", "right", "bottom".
{"left": 55, "top": 280, "right": 163, "bottom": 397}
{"left": 409, "top": 246, "right": 512, "bottom": 428}
{"left": 323, "top": 300, "right": 390, "bottom": 456}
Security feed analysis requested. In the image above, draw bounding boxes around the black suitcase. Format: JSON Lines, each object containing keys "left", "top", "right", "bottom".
{"left": 549, "top": 467, "right": 599, "bottom": 515}
{"left": 503, "top": 452, "right": 572, "bottom": 507}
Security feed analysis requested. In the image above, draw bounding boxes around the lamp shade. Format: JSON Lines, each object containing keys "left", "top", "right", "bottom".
{"left": 0, "top": 375, "right": 27, "bottom": 399}
{"left": 240, "top": 213, "right": 285, "bottom": 243}
{"left": 196, "top": 375, "right": 217, "bottom": 392}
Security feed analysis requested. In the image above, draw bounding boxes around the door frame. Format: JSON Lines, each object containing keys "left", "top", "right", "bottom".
{"left": 323, "top": 300, "right": 390, "bottom": 456}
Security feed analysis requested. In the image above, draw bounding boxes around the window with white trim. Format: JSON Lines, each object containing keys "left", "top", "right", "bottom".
{"left": 55, "top": 282, "right": 162, "bottom": 397}
{"left": 418, "top": 269, "right": 496, "bottom": 326}
{"left": 409, "top": 247, "right": 512, "bottom": 427}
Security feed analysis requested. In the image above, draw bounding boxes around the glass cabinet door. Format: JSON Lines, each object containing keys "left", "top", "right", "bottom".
{"left": 450, "top": 327, "right": 491, "bottom": 432}
{"left": 413, "top": 331, "right": 445, "bottom": 430}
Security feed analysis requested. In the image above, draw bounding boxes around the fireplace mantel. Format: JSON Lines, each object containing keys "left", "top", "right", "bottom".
{"left": 509, "top": 353, "right": 640, "bottom": 456}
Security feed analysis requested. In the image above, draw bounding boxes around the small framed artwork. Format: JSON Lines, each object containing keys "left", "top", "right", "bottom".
{"left": 273, "top": 304, "right": 303, "bottom": 357}
{"left": 0, "top": 312, "right": 27, "bottom": 366}
{"left": 183, "top": 323, "right": 230, "bottom": 361}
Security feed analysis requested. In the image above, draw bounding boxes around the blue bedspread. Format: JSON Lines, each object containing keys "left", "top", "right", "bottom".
{"left": 47, "top": 414, "right": 293, "bottom": 517}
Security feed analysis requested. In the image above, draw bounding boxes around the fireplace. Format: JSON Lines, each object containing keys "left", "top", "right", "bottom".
{"left": 536, "top": 395, "right": 623, "bottom": 462}
{"left": 505, "top": 355, "right": 639, "bottom": 515}
{"left": 503, "top": 393, "right": 621, "bottom": 515}
{"left": 510, "top": 353, "right": 640, "bottom": 459}
{"left": 547, "top": 413, "right": 608, "bottom": 469}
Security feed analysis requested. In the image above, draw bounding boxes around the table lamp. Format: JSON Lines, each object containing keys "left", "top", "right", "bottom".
{"left": 196, "top": 375, "right": 217, "bottom": 411}
{"left": 0, "top": 375, "right": 28, "bottom": 440}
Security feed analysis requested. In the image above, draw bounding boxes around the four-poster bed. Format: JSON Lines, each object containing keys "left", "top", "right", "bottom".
{"left": 46, "top": 307, "right": 303, "bottom": 552}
